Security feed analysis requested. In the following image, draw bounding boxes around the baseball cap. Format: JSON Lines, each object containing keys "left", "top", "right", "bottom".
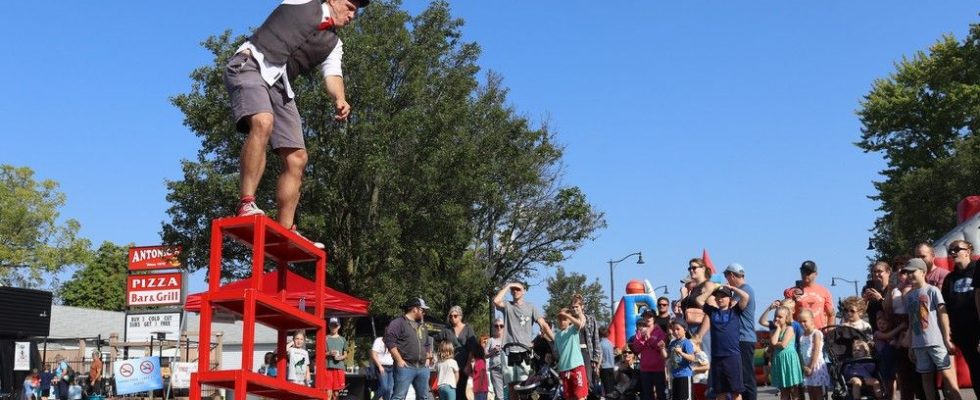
{"left": 724, "top": 263, "right": 746, "bottom": 276}
{"left": 328, "top": 317, "right": 340, "bottom": 326}
{"left": 403, "top": 297, "right": 430, "bottom": 311}
{"left": 641, "top": 307, "right": 655, "bottom": 316}
{"left": 712, "top": 287, "right": 735, "bottom": 298}
{"left": 800, "top": 260, "right": 817, "bottom": 273}
{"left": 902, "top": 258, "right": 927, "bottom": 273}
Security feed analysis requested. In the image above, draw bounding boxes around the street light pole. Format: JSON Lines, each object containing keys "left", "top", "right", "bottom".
{"left": 831, "top": 277, "right": 860, "bottom": 297}
{"left": 608, "top": 252, "right": 645, "bottom": 318}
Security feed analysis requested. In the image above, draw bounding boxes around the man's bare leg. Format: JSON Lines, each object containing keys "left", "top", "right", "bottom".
{"left": 275, "top": 147, "right": 308, "bottom": 229}
{"left": 240, "top": 113, "right": 275, "bottom": 199}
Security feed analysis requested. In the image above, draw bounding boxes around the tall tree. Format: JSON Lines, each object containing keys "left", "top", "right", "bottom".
{"left": 0, "top": 165, "right": 91, "bottom": 287}
{"left": 856, "top": 23, "right": 980, "bottom": 261}
{"left": 544, "top": 266, "right": 610, "bottom": 324}
{"left": 163, "top": 1, "right": 603, "bottom": 320}
{"left": 60, "top": 241, "right": 129, "bottom": 311}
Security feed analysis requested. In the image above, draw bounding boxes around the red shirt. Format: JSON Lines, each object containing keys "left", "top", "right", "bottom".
{"left": 784, "top": 283, "right": 834, "bottom": 329}
{"left": 471, "top": 358, "right": 489, "bottom": 393}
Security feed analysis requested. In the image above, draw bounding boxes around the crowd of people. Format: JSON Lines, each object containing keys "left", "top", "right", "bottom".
{"left": 269, "top": 242, "right": 978, "bottom": 400}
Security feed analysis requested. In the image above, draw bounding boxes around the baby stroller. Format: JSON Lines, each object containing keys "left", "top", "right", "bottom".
{"left": 822, "top": 325, "right": 880, "bottom": 400}
{"left": 504, "top": 341, "right": 562, "bottom": 400}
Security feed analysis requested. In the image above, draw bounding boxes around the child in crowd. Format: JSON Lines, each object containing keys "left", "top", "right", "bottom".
{"left": 759, "top": 299, "right": 803, "bottom": 347}
{"left": 842, "top": 340, "right": 881, "bottom": 400}
{"left": 472, "top": 336, "right": 490, "bottom": 400}
{"left": 840, "top": 296, "right": 872, "bottom": 336}
{"left": 286, "top": 332, "right": 311, "bottom": 386}
{"left": 258, "top": 352, "right": 278, "bottom": 377}
{"left": 630, "top": 317, "right": 668, "bottom": 400}
{"left": 797, "top": 310, "right": 829, "bottom": 400}
{"left": 690, "top": 338, "right": 710, "bottom": 400}
{"left": 902, "top": 258, "right": 962, "bottom": 400}
{"left": 611, "top": 348, "right": 639, "bottom": 399}
{"left": 436, "top": 341, "right": 460, "bottom": 400}
{"left": 697, "top": 285, "right": 751, "bottom": 400}
{"left": 544, "top": 308, "right": 588, "bottom": 400}
{"left": 872, "top": 311, "right": 897, "bottom": 399}
{"left": 24, "top": 370, "right": 37, "bottom": 400}
{"left": 326, "top": 318, "right": 348, "bottom": 400}
{"left": 67, "top": 377, "right": 82, "bottom": 400}
{"left": 769, "top": 307, "right": 804, "bottom": 400}
{"left": 667, "top": 320, "right": 695, "bottom": 400}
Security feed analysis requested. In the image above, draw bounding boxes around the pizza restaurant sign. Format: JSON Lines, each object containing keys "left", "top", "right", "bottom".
{"left": 128, "top": 245, "right": 182, "bottom": 271}
{"left": 127, "top": 273, "right": 182, "bottom": 306}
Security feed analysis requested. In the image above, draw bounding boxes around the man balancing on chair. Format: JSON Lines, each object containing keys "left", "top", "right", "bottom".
{"left": 227, "top": 0, "right": 369, "bottom": 248}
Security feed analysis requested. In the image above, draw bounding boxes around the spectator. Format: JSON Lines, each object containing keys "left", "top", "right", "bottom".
{"left": 630, "top": 317, "right": 668, "bottom": 400}
{"left": 690, "top": 338, "right": 710, "bottom": 400}
{"left": 614, "top": 348, "right": 640, "bottom": 399}
{"left": 435, "top": 341, "right": 460, "bottom": 400}
{"left": 797, "top": 310, "right": 829, "bottom": 400}
{"left": 916, "top": 243, "right": 949, "bottom": 288}
{"left": 681, "top": 258, "right": 720, "bottom": 356}
{"left": 472, "top": 337, "right": 490, "bottom": 400}
{"left": 88, "top": 351, "right": 102, "bottom": 395}
{"left": 493, "top": 282, "right": 553, "bottom": 400}
{"left": 759, "top": 299, "right": 803, "bottom": 349}
{"left": 258, "top": 352, "right": 278, "bottom": 377}
{"left": 326, "top": 318, "right": 348, "bottom": 400}
{"left": 768, "top": 307, "right": 803, "bottom": 400}
{"left": 783, "top": 261, "right": 835, "bottom": 329}
{"left": 902, "top": 258, "right": 962, "bottom": 400}
{"left": 485, "top": 319, "right": 506, "bottom": 400}
{"left": 862, "top": 260, "right": 892, "bottom": 331}
{"left": 696, "top": 285, "right": 751, "bottom": 400}
{"left": 886, "top": 256, "right": 922, "bottom": 400}
{"left": 387, "top": 297, "right": 432, "bottom": 400}
{"left": 944, "top": 239, "right": 980, "bottom": 398}
{"left": 436, "top": 306, "right": 478, "bottom": 400}
{"left": 286, "top": 332, "right": 311, "bottom": 386}
{"left": 371, "top": 336, "right": 394, "bottom": 400}
{"left": 598, "top": 326, "right": 617, "bottom": 399}
{"left": 24, "top": 370, "right": 36, "bottom": 400}
{"left": 544, "top": 307, "right": 589, "bottom": 400}
{"left": 668, "top": 320, "right": 696, "bottom": 400}
{"left": 840, "top": 296, "right": 872, "bottom": 336}
{"left": 655, "top": 297, "right": 673, "bottom": 332}
{"left": 39, "top": 364, "right": 54, "bottom": 400}
{"left": 842, "top": 340, "right": 881, "bottom": 400}
{"left": 571, "top": 294, "right": 602, "bottom": 392}
{"left": 723, "top": 263, "right": 757, "bottom": 400}
{"left": 873, "top": 311, "right": 897, "bottom": 399}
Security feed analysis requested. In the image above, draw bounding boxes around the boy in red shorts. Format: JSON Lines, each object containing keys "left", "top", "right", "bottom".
{"left": 326, "top": 318, "right": 348, "bottom": 400}
{"left": 544, "top": 308, "right": 588, "bottom": 400}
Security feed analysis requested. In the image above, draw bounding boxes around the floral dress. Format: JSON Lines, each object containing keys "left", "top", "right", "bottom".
{"left": 799, "top": 329, "right": 830, "bottom": 388}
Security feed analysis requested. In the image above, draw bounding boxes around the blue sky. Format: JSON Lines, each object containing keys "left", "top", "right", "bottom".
{"left": 2, "top": 2, "right": 977, "bottom": 320}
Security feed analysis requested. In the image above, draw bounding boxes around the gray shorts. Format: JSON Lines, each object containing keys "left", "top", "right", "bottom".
{"left": 913, "top": 345, "right": 952, "bottom": 373}
{"left": 224, "top": 51, "right": 304, "bottom": 149}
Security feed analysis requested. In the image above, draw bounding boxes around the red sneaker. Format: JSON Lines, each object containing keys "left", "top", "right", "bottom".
{"left": 237, "top": 200, "right": 265, "bottom": 217}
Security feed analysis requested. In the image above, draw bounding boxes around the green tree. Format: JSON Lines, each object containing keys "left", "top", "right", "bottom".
{"left": 543, "top": 266, "right": 610, "bottom": 324}
{"left": 59, "top": 241, "right": 129, "bottom": 311}
{"left": 856, "top": 23, "right": 980, "bottom": 261}
{"left": 0, "top": 165, "right": 91, "bottom": 287}
{"left": 163, "top": 1, "right": 603, "bottom": 322}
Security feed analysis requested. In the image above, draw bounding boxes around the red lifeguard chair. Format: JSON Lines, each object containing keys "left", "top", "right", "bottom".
{"left": 190, "top": 215, "right": 329, "bottom": 400}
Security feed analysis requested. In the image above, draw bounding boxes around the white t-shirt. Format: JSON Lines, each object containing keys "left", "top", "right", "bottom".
{"left": 287, "top": 346, "right": 310, "bottom": 383}
{"left": 436, "top": 359, "right": 459, "bottom": 388}
{"left": 891, "top": 287, "right": 908, "bottom": 315}
{"left": 373, "top": 337, "right": 394, "bottom": 366}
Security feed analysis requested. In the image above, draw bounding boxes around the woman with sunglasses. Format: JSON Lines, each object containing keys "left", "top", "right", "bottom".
{"left": 436, "top": 305, "right": 478, "bottom": 400}
{"left": 486, "top": 319, "right": 506, "bottom": 400}
{"left": 679, "top": 258, "right": 719, "bottom": 356}
{"left": 940, "top": 240, "right": 980, "bottom": 398}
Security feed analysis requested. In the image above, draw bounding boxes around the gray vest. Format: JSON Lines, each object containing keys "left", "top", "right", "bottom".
{"left": 250, "top": 0, "right": 340, "bottom": 78}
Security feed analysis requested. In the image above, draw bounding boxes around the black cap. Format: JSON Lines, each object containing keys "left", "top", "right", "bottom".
{"left": 353, "top": 0, "right": 370, "bottom": 8}
{"left": 800, "top": 260, "right": 817, "bottom": 273}
{"left": 402, "top": 297, "right": 430, "bottom": 311}
{"left": 712, "top": 287, "right": 735, "bottom": 298}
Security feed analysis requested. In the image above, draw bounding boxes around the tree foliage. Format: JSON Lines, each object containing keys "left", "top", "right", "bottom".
{"left": 543, "top": 266, "right": 610, "bottom": 324}
{"left": 60, "top": 241, "right": 129, "bottom": 311}
{"left": 856, "top": 23, "right": 980, "bottom": 261}
{"left": 0, "top": 165, "right": 91, "bottom": 287}
{"left": 163, "top": 1, "right": 604, "bottom": 322}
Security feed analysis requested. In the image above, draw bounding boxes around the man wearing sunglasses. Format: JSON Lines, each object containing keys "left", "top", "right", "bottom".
{"left": 227, "top": 0, "right": 368, "bottom": 247}
{"left": 942, "top": 240, "right": 980, "bottom": 397}
{"left": 493, "top": 283, "right": 554, "bottom": 399}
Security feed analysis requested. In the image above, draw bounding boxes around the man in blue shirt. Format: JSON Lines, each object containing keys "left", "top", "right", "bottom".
{"left": 725, "top": 263, "right": 757, "bottom": 400}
